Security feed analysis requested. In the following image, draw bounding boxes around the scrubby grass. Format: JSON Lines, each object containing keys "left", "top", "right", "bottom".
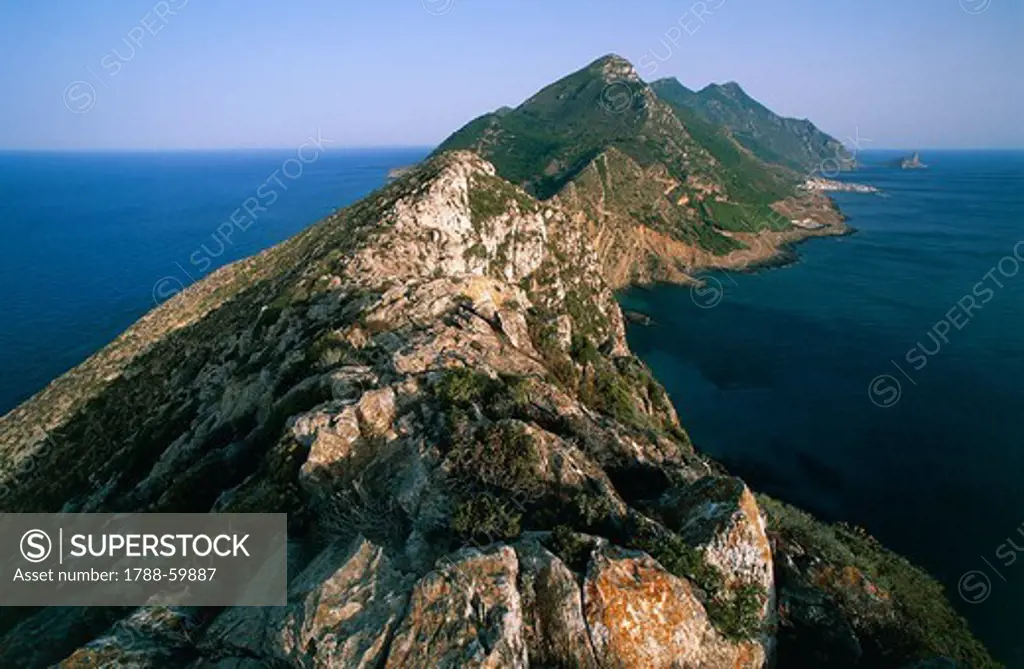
{"left": 435, "top": 368, "right": 541, "bottom": 545}
{"left": 452, "top": 492, "right": 522, "bottom": 543}
{"left": 630, "top": 528, "right": 722, "bottom": 596}
{"left": 549, "top": 525, "right": 595, "bottom": 574}
{"left": 759, "top": 494, "right": 1000, "bottom": 668}
{"left": 708, "top": 584, "right": 768, "bottom": 641}
{"left": 467, "top": 172, "right": 539, "bottom": 227}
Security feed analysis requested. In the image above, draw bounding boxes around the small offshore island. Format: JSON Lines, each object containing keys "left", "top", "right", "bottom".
{"left": 896, "top": 151, "right": 928, "bottom": 169}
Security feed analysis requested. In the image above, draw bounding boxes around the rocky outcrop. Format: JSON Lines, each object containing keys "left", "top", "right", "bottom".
{"left": 386, "top": 545, "right": 527, "bottom": 668}
{"left": 662, "top": 477, "right": 774, "bottom": 597}
{"left": 515, "top": 538, "right": 600, "bottom": 667}
{"left": 584, "top": 545, "right": 764, "bottom": 668}
{"left": 0, "top": 148, "right": 997, "bottom": 667}
{"left": 199, "top": 536, "right": 413, "bottom": 667}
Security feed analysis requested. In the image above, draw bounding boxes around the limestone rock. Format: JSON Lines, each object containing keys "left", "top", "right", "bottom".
{"left": 515, "top": 539, "right": 599, "bottom": 668}
{"left": 663, "top": 476, "right": 775, "bottom": 601}
{"left": 583, "top": 544, "right": 764, "bottom": 668}
{"left": 201, "top": 536, "right": 412, "bottom": 667}
{"left": 385, "top": 545, "right": 527, "bottom": 669}
{"left": 355, "top": 386, "right": 396, "bottom": 437}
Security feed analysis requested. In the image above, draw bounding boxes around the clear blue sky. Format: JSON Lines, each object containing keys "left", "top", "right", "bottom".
{"left": 1, "top": 0, "right": 1020, "bottom": 150}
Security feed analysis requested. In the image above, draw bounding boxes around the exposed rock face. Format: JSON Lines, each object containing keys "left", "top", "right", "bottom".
{"left": 584, "top": 545, "right": 764, "bottom": 668}
{"left": 515, "top": 539, "right": 600, "bottom": 667}
{"left": 386, "top": 545, "right": 527, "bottom": 668}
{"left": 200, "top": 536, "right": 413, "bottom": 667}
{"left": 0, "top": 145, "right": 997, "bottom": 667}
{"left": 663, "top": 477, "right": 774, "bottom": 598}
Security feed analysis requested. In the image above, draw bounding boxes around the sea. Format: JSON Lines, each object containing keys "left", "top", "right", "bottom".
{"left": 0, "top": 148, "right": 428, "bottom": 413}
{"left": 0, "top": 148, "right": 1021, "bottom": 663}
{"left": 620, "top": 149, "right": 1024, "bottom": 665}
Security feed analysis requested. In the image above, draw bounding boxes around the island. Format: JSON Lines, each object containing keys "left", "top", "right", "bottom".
{"left": 897, "top": 151, "right": 928, "bottom": 169}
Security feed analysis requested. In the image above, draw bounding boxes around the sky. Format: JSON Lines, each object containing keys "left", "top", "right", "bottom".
{"left": 0, "top": 0, "right": 1021, "bottom": 150}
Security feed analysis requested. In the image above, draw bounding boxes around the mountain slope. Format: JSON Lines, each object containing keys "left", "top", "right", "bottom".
{"left": 0, "top": 150, "right": 997, "bottom": 668}
{"left": 651, "top": 77, "right": 855, "bottom": 173}
{"left": 437, "top": 55, "right": 846, "bottom": 287}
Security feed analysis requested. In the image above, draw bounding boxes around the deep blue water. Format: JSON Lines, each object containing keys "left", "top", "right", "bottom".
{"left": 0, "top": 148, "right": 428, "bottom": 413}
{"left": 620, "top": 150, "right": 1024, "bottom": 665}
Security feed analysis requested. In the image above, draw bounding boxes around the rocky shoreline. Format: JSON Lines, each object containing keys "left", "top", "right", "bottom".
{"left": 801, "top": 177, "right": 879, "bottom": 194}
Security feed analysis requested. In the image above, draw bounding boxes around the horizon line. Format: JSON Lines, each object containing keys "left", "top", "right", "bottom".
{"left": 0, "top": 145, "right": 436, "bottom": 153}
{"left": 2, "top": 146, "right": 1023, "bottom": 154}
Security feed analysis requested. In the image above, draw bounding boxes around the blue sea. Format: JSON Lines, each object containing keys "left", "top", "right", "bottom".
{"left": 0, "top": 148, "right": 428, "bottom": 413}
{"left": 620, "top": 150, "right": 1024, "bottom": 665}
{"left": 0, "top": 148, "right": 1021, "bottom": 663}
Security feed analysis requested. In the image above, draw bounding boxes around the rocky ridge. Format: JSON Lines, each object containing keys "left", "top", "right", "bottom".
{"left": 0, "top": 117, "right": 997, "bottom": 668}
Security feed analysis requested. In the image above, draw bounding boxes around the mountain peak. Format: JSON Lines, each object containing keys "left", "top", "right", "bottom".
{"left": 652, "top": 77, "right": 852, "bottom": 172}
{"left": 700, "top": 81, "right": 747, "bottom": 98}
{"left": 590, "top": 53, "right": 641, "bottom": 82}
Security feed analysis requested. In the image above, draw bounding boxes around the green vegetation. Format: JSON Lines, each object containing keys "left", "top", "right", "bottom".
{"left": 700, "top": 200, "right": 789, "bottom": 234}
{"left": 549, "top": 524, "right": 595, "bottom": 574}
{"left": 464, "top": 242, "right": 489, "bottom": 261}
{"left": 570, "top": 334, "right": 600, "bottom": 365}
{"left": 570, "top": 488, "right": 615, "bottom": 527}
{"left": 525, "top": 307, "right": 578, "bottom": 389}
{"left": 435, "top": 366, "right": 540, "bottom": 489}
{"left": 447, "top": 420, "right": 540, "bottom": 497}
{"left": 708, "top": 584, "right": 768, "bottom": 641}
{"left": 452, "top": 492, "right": 523, "bottom": 543}
{"left": 434, "top": 55, "right": 800, "bottom": 255}
{"left": 759, "top": 495, "right": 1000, "bottom": 667}
{"left": 579, "top": 360, "right": 639, "bottom": 426}
{"left": 434, "top": 367, "right": 530, "bottom": 418}
{"left": 630, "top": 528, "right": 723, "bottom": 595}
{"left": 467, "top": 172, "right": 538, "bottom": 227}
{"left": 651, "top": 77, "right": 854, "bottom": 174}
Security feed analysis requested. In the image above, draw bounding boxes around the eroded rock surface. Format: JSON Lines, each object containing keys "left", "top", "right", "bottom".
{"left": 584, "top": 545, "right": 764, "bottom": 668}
